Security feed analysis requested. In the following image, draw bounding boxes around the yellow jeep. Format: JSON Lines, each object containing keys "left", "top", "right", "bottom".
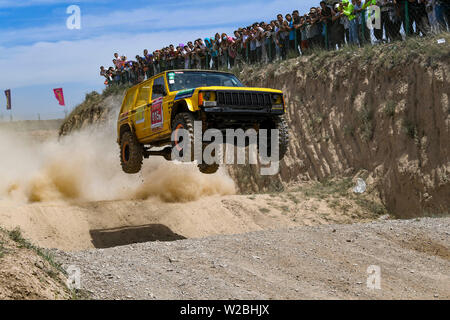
{"left": 117, "top": 70, "right": 289, "bottom": 174}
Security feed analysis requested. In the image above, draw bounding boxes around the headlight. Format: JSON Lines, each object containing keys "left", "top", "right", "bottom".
{"left": 203, "top": 91, "right": 216, "bottom": 101}
{"left": 271, "top": 94, "right": 283, "bottom": 105}
{"left": 271, "top": 94, "right": 284, "bottom": 111}
{"left": 199, "top": 91, "right": 217, "bottom": 107}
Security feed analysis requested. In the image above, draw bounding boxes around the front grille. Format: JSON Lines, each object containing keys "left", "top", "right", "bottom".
{"left": 216, "top": 91, "right": 272, "bottom": 109}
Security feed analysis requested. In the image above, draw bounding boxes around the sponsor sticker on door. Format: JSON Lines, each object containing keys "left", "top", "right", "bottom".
{"left": 151, "top": 97, "right": 164, "bottom": 129}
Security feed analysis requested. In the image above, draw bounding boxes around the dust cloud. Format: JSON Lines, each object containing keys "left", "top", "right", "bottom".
{"left": 0, "top": 123, "right": 235, "bottom": 204}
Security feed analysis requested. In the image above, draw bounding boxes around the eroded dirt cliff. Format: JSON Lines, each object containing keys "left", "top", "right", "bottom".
{"left": 230, "top": 34, "right": 450, "bottom": 218}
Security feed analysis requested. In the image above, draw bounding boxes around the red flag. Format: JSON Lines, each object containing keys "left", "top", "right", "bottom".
{"left": 53, "top": 88, "right": 65, "bottom": 106}
{"left": 5, "top": 89, "right": 11, "bottom": 110}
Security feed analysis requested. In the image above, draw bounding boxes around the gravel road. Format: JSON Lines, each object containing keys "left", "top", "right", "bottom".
{"left": 54, "top": 217, "right": 450, "bottom": 300}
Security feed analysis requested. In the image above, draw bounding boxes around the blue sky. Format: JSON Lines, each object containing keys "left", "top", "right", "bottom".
{"left": 0, "top": 0, "right": 317, "bottom": 120}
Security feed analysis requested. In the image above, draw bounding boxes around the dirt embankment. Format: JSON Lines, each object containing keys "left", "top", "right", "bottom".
{"left": 59, "top": 91, "right": 124, "bottom": 136}
{"left": 230, "top": 34, "right": 450, "bottom": 218}
{"left": 59, "top": 34, "right": 450, "bottom": 218}
{"left": 0, "top": 228, "right": 69, "bottom": 299}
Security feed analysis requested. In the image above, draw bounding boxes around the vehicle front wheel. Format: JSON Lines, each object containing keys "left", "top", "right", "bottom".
{"left": 197, "top": 142, "right": 222, "bottom": 174}
{"left": 258, "top": 116, "right": 290, "bottom": 161}
{"left": 120, "top": 131, "right": 143, "bottom": 174}
{"left": 171, "top": 112, "right": 196, "bottom": 162}
{"left": 198, "top": 163, "right": 220, "bottom": 174}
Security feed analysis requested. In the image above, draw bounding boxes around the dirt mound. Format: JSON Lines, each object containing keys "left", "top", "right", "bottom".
{"left": 59, "top": 90, "right": 125, "bottom": 137}
{"left": 0, "top": 228, "right": 69, "bottom": 300}
{"left": 0, "top": 182, "right": 386, "bottom": 251}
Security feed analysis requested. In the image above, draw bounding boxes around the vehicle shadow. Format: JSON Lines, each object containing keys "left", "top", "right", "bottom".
{"left": 89, "top": 224, "right": 186, "bottom": 248}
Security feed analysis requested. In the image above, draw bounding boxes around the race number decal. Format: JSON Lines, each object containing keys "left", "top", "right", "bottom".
{"left": 151, "top": 97, "right": 164, "bottom": 129}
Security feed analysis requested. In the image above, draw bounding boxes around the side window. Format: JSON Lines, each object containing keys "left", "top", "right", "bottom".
{"left": 122, "top": 88, "right": 138, "bottom": 113}
{"left": 136, "top": 85, "right": 151, "bottom": 107}
{"left": 152, "top": 76, "right": 166, "bottom": 100}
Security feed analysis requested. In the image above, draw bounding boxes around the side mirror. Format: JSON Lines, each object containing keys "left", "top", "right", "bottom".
{"left": 153, "top": 84, "right": 166, "bottom": 96}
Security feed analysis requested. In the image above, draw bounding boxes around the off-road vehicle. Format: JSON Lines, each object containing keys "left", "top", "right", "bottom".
{"left": 117, "top": 70, "right": 289, "bottom": 174}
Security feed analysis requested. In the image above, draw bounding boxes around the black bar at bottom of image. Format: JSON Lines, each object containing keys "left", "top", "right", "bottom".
{"left": 0, "top": 300, "right": 447, "bottom": 318}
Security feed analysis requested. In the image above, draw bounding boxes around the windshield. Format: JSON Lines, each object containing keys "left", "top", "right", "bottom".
{"left": 167, "top": 71, "right": 244, "bottom": 92}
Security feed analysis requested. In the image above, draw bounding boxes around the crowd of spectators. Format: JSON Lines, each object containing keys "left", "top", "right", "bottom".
{"left": 100, "top": 0, "right": 450, "bottom": 86}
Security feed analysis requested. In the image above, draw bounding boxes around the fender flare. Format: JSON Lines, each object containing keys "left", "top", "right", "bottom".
{"left": 172, "top": 99, "right": 197, "bottom": 121}
{"left": 182, "top": 98, "right": 196, "bottom": 112}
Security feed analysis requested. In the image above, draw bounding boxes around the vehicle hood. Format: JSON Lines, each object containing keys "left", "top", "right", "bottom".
{"left": 174, "top": 86, "right": 283, "bottom": 94}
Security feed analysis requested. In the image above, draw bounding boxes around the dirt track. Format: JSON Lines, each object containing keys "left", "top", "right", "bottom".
{"left": 54, "top": 217, "right": 450, "bottom": 300}
{"left": 0, "top": 190, "right": 380, "bottom": 251}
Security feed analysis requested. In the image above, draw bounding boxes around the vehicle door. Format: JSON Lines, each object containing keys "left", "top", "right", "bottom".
{"left": 134, "top": 83, "right": 152, "bottom": 139}
{"left": 149, "top": 75, "right": 171, "bottom": 136}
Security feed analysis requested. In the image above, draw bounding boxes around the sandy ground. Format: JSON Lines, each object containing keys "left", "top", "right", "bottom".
{"left": 0, "top": 230, "right": 69, "bottom": 300}
{"left": 0, "top": 121, "right": 448, "bottom": 300}
{"left": 0, "top": 191, "right": 380, "bottom": 251}
{"left": 54, "top": 217, "right": 450, "bottom": 300}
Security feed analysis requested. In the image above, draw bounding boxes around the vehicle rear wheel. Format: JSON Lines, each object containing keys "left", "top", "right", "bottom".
{"left": 120, "top": 131, "right": 143, "bottom": 174}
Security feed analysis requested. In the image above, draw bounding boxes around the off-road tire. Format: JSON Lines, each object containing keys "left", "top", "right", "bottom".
{"left": 198, "top": 142, "right": 222, "bottom": 174}
{"left": 275, "top": 116, "right": 289, "bottom": 160}
{"left": 198, "top": 163, "right": 220, "bottom": 174}
{"left": 120, "top": 131, "right": 143, "bottom": 174}
{"left": 258, "top": 116, "right": 290, "bottom": 161}
{"left": 172, "top": 112, "right": 196, "bottom": 162}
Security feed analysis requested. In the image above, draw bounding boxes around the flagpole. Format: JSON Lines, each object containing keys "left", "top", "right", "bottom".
{"left": 5, "top": 89, "right": 12, "bottom": 121}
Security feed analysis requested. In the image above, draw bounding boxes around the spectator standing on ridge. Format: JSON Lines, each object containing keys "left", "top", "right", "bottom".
{"left": 436, "top": 0, "right": 450, "bottom": 31}
{"left": 277, "top": 20, "right": 290, "bottom": 59}
{"left": 320, "top": 1, "right": 333, "bottom": 48}
{"left": 227, "top": 37, "right": 237, "bottom": 68}
{"left": 342, "top": 0, "right": 359, "bottom": 45}
{"left": 198, "top": 38, "right": 208, "bottom": 69}
{"left": 292, "top": 10, "right": 302, "bottom": 53}
{"left": 247, "top": 27, "right": 256, "bottom": 63}
{"left": 263, "top": 24, "right": 276, "bottom": 62}
{"left": 100, "top": 66, "right": 107, "bottom": 77}
{"left": 100, "top": 66, "right": 111, "bottom": 85}
{"left": 274, "top": 14, "right": 285, "bottom": 59}
{"left": 354, "top": 0, "right": 370, "bottom": 45}
{"left": 205, "top": 38, "right": 214, "bottom": 68}
{"left": 298, "top": 16, "right": 309, "bottom": 54}
{"left": 308, "top": 8, "right": 322, "bottom": 49}
{"left": 409, "top": 0, "right": 431, "bottom": 36}
{"left": 329, "top": 2, "right": 346, "bottom": 49}
{"left": 212, "top": 34, "right": 221, "bottom": 69}
{"left": 143, "top": 49, "right": 153, "bottom": 79}
{"left": 285, "top": 14, "right": 296, "bottom": 55}
{"left": 255, "top": 25, "right": 265, "bottom": 63}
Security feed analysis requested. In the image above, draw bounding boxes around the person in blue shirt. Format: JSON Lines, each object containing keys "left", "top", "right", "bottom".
{"left": 286, "top": 13, "right": 296, "bottom": 54}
